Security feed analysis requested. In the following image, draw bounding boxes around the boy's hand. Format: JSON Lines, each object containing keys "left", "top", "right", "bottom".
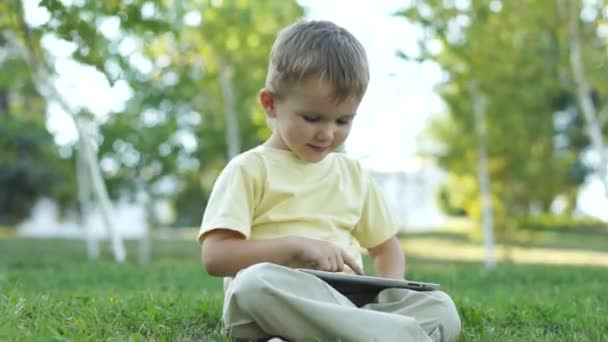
{"left": 289, "top": 237, "right": 364, "bottom": 275}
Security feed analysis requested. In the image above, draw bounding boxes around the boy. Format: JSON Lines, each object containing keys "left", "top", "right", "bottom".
{"left": 199, "top": 20, "right": 461, "bottom": 342}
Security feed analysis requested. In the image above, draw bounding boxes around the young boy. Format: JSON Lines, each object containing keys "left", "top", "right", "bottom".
{"left": 199, "top": 20, "right": 461, "bottom": 342}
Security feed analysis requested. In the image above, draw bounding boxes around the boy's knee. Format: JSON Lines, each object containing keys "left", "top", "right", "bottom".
{"left": 232, "top": 263, "right": 276, "bottom": 291}
{"left": 431, "top": 291, "right": 461, "bottom": 342}
{"left": 229, "top": 263, "right": 286, "bottom": 305}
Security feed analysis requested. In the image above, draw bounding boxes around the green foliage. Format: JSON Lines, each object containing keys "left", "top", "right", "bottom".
{"left": 0, "top": 1, "right": 75, "bottom": 225}
{"left": 0, "top": 116, "right": 76, "bottom": 225}
{"left": 96, "top": 0, "right": 304, "bottom": 226}
{"left": 94, "top": 0, "right": 304, "bottom": 226}
{"left": 1, "top": 235, "right": 607, "bottom": 341}
{"left": 398, "top": 0, "right": 608, "bottom": 235}
{"left": 521, "top": 214, "right": 606, "bottom": 233}
{"left": 1, "top": 0, "right": 304, "bottom": 227}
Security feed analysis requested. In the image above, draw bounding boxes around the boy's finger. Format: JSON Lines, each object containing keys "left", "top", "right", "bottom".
{"left": 327, "top": 255, "right": 337, "bottom": 272}
{"left": 335, "top": 253, "right": 345, "bottom": 273}
{"left": 318, "top": 258, "right": 331, "bottom": 272}
{"left": 341, "top": 250, "right": 364, "bottom": 275}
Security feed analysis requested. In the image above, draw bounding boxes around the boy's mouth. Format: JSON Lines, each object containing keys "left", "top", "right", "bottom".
{"left": 307, "top": 144, "right": 329, "bottom": 153}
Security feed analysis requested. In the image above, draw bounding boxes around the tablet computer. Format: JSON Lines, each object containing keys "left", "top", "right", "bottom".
{"left": 297, "top": 269, "right": 440, "bottom": 293}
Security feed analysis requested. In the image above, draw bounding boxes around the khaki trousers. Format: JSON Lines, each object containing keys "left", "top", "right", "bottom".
{"left": 222, "top": 263, "right": 461, "bottom": 341}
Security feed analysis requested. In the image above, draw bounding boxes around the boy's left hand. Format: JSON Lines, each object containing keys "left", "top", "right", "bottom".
{"left": 368, "top": 236, "right": 405, "bottom": 279}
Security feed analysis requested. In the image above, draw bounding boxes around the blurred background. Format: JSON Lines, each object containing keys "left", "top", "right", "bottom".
{"left": 2, "top": 0, "right": 608, "bottom": 340}
{"left": 2, "top": 0, "right": 607, "bottom": 262}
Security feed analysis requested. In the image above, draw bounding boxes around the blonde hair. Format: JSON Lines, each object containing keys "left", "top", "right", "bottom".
{"left": 265, "top": 20, "right": 369, "bottom": 101}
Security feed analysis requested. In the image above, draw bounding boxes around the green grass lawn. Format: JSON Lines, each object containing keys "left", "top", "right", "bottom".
{"left": 1, "top": 233, "right": 607, "bottom": 341}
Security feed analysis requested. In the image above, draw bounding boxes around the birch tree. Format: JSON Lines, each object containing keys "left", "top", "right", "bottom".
{"left": 399, "top": 0, "right": 605, "bottom": 245}
{"left": 469, "top": 81, "right": 496, "bottom": 268}
{"left": 2, "top": 0, "right": 303, "bottom": 235}
{"left": 6, "top": 33, "right": 127, "bottom": 262}
{"left": 559, "top": 0, "right": 608, "bottom": 199}
{"left": 6, "top": 0, "right": 129, "bottom": 261}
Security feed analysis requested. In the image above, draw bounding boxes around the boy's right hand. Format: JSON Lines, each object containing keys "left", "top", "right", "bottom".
{"left": 289, "top": 237, "right": 364, "bottom": 275}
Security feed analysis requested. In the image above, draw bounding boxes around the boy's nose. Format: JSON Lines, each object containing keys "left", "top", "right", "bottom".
{"left": 316, "top": 126, "right": 334, "bottom": 142}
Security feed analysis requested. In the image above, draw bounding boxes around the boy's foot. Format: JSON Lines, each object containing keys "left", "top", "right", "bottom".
{"left": 267, "top": 338, "right": 287, "bottom": 342}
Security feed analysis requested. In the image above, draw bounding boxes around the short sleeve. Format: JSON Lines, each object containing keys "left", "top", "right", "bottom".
{"left": 198, "top": 157, "right": 262, "bottom": 243}
{"left": 352, "top": 174, "right": 401, "bottom": 249}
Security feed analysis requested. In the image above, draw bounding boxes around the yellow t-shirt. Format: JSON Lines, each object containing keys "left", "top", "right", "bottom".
{"left": 199, "top": 145, "right": 400, "bottom": 275}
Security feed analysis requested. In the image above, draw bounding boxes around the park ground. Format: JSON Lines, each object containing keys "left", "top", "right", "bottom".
{"left": 1, "top": 227, "right": 608, "bottom": 341}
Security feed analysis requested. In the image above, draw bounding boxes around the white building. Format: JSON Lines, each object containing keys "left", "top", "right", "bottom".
{"left": 17, "top": 198, "right": 148, "bottom": 239}
{"left": 371, "top": 162, "right": 448, "bottom": 232}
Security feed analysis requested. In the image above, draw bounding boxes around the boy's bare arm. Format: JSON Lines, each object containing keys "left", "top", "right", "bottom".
{"left": 202, "top": 229, "right": 296, "bottom": 276}
{"left": 367, "top": 236, "right": 405, "bottom": 279}
{"left": 202, "top": 229, "right": 364, "bottom": 277}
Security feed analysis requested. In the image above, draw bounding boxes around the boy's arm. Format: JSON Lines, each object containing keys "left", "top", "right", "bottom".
{"left": 202, "top": 229, "right": 296, "bottom": 277}
{"left": 202, "top": 229, "right": 364, "bottom": 277}
{"left": 367, "top": 236, "right": 405, "bottom": 279}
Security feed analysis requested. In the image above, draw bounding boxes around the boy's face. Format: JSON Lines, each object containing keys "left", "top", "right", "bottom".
{"left": 260, "top": 78, "right": 362, "bottom": 163}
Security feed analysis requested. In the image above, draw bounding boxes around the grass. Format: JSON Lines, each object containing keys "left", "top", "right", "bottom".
{"left": 1, "top": 232, "right": 608, "bottom": 341}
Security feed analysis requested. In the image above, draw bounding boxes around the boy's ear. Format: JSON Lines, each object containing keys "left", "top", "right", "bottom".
{"left": 259, "top": 88, "right": 277, "bottom": 118}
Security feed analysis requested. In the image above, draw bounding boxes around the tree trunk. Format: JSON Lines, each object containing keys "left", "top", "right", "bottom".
{"left": 138, "top": 215, "right": 151, "bottom": 264}
{"left": 137, "top": 181, "right": 151, "bottom": 264}
{"left": 469, "top": 80, "right": 497, "bottom": 269}
{"left": 76, "top": 117, "right": 127, "bottom": 263}
{"left": 561, "top": 0, "right": 608, "bottom": 199}
{"left": 77, "top": 142, "right": 100, "bottom": 259}
{"left": 218, "top": 58, "right": 241, "bottom": 160}
{"left": 0, "top": 91, "right": 9, "bottom": 117}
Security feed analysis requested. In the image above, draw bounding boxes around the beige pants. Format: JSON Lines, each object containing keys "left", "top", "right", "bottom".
{"left": 223, "top": 263, "right": 461, "bottom": 341}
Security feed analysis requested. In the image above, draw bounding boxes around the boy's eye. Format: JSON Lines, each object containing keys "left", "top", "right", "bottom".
{"left": 302, "top": 115, "right": 321, "bottom": 123}
{"left": 337, "top": 118, "right": 352, "bottom": 125}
